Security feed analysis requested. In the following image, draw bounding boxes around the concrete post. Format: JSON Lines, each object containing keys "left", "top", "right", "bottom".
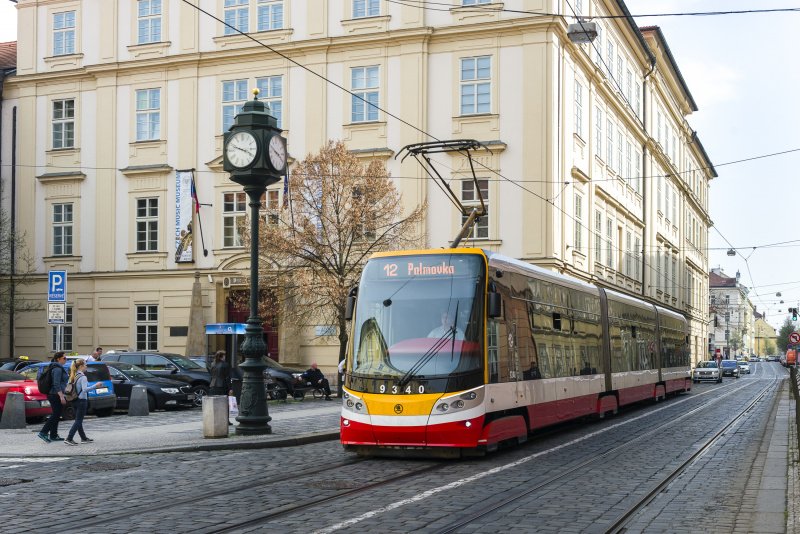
{"left": 128, "top": 385, "right": 150, "bottom": 416}
{"left": 203, "top": 395, "right": 229, "bottom": 438}
{"left": 0, "top": 392, "right": 27, "bottom": 429}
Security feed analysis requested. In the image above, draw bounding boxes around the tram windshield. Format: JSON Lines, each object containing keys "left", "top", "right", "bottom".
{"left": 350, "top": 253, "right": 485, "bottom": 391}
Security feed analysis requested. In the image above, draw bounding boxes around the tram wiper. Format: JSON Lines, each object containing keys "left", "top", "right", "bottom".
{"left": 398, "top": 329, "right": 455, "bottom": 389}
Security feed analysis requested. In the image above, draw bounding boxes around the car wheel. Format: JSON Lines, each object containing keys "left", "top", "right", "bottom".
{"left": 95, "top": 408, "right": 115, "bottom": 417}
{"left": 147, "top": 394, "right": 157, "bottom": 412}
{"left": 192, "top": 385, "right": 209, "bottom": 407}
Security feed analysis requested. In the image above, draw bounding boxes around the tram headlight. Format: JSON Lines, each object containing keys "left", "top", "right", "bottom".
{"left": 437, "top": 403, "right": 449, "bottom": 412}
{"left": 460, "top": 392, "right": 477, "bottom": 400}
{"left": 346, "top": 400, "right": 354, "bottom": 408}
{"left": 355, "top": 402, "right": 363, "bottom": 411}
{"left": 453, "top": 400, "right": 465, "bottom": 409}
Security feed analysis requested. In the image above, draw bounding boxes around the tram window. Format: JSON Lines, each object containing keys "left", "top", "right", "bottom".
{"left": 553, "top": 312, "right": 562, "bottom": 331}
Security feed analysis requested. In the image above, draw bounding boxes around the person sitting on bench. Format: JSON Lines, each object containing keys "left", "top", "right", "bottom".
{"left": 302, "top": 362, "right": 332, "bottom": 400}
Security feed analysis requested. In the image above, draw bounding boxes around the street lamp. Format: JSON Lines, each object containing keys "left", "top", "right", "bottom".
{"left": 222, "top": 89, "right": 287, "bottom": 435}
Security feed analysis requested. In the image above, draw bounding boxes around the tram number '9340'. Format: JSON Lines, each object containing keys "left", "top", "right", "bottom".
{"left": 380, "top": 384, "right": 425, "bottom": 394}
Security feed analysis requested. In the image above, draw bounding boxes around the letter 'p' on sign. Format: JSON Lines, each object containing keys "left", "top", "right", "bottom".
{"left": 48, "top": 270, "right": 67, "bottom": 302}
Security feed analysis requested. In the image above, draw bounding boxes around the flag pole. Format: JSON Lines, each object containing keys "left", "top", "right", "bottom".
{"left": 190, "top": 173, "right": 209, "bottom": 257}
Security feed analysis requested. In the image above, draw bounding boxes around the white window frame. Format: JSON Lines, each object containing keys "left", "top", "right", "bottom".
{"left": 574, "top": 81, "right": 583, "bottom": 138}
{"left": 256, "top": 75, "right": 283, "bottom": 128}
{"left": 136, "top": 88, "right": 161, "bottom": 141}
{"left": 136, "top": 197, "right": 159, "bottom": 252}
{"left": 52, "top": 99, "right": 75, "bottom": 150}
{"left": 625, "top": 231, "right": 632, "bottom": 276}
{"left": 223, "top": 191, "right": 247, "bottom": 247}
{"left": 605, "top": 216, "right": 613, "bottom": 269}
{"left": 634, "top": 148, "right": 642, "bottom": 193}
{"left": 53, "top": 11, "right": 76, "bottom": 56}
{"left": 625, "top": 141, "right": 632, "bottom": 186}
{"left": 222, "top": 79, "right": 249, "bottom": 132}
{"left": 574, "top": 194, "right": 583, "bottom": 252}
{"left": 594, "top": 106, "right": 602, "bottom": 158}
{"left": 353, "top": 0, "right": 380, "bottom": 17}
{"left": 460, "top": 56, "right": 491, "bottom": 115}
{"left": 606, "top": 119, "right": 615, "bottom": 170}
{"left": 257, "top": 0, "right": 283, "bottom": 31}
{"left": 224, "top": 0, "right": 249, "bottom": 35}
{"left": 461, "top": 179, "right": 489, "bottom": 239}
{"left": 51, "top": 306, "right": 73, "bottom": 351}
{"left": 264, "top": 189, "right": 280, "bottom": 225}
{"left": 594, "top": 211, "right": 602, "bottom": 262}
{"left": 634, "top": 236, "right": 641, "bottom": 281}
{"left": 351, "top": 66, "right": 380, "bottom": 122}
{"left": 137, "top": 0, "right": 162, "bottom": 44}
{"left": 53, "top": 203, "right": 73, "bottom": 256}
{"left": 136, "top": 304, "right": 159, "bottom": 351}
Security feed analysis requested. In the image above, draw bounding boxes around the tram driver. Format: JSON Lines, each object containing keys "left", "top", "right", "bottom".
{"left": 427, "top": 310, "right": 465, "bottom": 340}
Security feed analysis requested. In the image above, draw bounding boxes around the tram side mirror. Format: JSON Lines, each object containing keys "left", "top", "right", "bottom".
{"left": 345, "top": 287, "right": 358, "bottom": 321}
{"left": 488, "top": 292, "right": 502, "bottom": 318}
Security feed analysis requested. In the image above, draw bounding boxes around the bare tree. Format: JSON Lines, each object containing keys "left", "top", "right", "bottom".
{"left": 243, "top": 140, "right": 426, "bottom": 368}
{"left": 0, "top": 202, "right": 39, "bottom": 331}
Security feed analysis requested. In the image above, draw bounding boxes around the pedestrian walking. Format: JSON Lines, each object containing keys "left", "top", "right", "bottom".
{"left": 210, "top": 351, "right": 233, "bottom": 425}
{"left": 37, "top": 352, "right": 69, "bottom": 443}
{"left": 65, "top": 358, "right": 100, "bottom": 445}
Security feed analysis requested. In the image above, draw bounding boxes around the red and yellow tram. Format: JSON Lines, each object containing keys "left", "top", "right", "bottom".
{"left": 340, "top": 248, "right": 691, "bottom": 457}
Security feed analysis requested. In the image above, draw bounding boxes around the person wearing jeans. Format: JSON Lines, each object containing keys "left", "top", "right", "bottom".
{"left": 38, "top": 352, "right": 69, "bottom": 443}
{"left": 65, "top": 359, "right": 99, "bottom": 445}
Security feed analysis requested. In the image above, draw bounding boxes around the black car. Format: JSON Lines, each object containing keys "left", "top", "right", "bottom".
{"left": 101, "top": 352, "right": 210, "bottom": 406}
{"left": 105, "top": 361, "right": 196, "bottom": 411}
{"left": 262, "top": 357, "right": 306, "bottom": 400}
{"left": 720, "top": 359, "right": 740, "bottom": 378}
{"left": 0, "top": 357, "right": 45, "bottom": 372}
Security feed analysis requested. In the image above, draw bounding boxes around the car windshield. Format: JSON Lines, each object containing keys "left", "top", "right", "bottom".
{"left": 164, "top": 354, "right": 204, "bottom": 370}
{"left": 350, "top": 253, "right": 485, "bottom": 384}
{"left": 111, "top": 363, "right": 156, "bottom": 379}
{"left": 721, "top": 360, "right": 737, "bottom": 368}
{"left": 697, "top": 361, "right": 717, "bottom": 369}
{"left": 0, "top": 370, "right": 25, "bottom": 381}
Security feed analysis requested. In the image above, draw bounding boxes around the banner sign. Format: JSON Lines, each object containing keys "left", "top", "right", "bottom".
{"left": 175, "top": 170, "right": 195, "bottom": 263}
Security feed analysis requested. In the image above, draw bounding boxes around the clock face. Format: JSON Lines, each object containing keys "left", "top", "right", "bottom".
{"left": 268, "top": 135, "right": 287, "bottom": 171}
{"left": 225, "top": 131, "right": 258, "bottom": 169}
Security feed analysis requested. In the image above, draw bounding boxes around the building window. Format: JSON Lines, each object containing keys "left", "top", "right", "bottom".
{"left": 625, "top": 141, "right": 632, "bottom": 186}
{"left": 53, "top": 203, "right": 73, "bottom": 256}
{"left": 351, "top": 66, "right": 379, "bottom": 122}
{"left": 574, "top": 82, "right": 583, "bottom": 138}
{"left": 574, "top": 194, "right": 583, "bottom": 252}
{"left": 51, "top": 306, "right": 73, "bottom": 351}
{"left": 53, "top": 11, "right": 76, "bottom": 56}
{"left": 606, "top": 119, "right": 615, "bottom": 170}
{"left": 605, "top": 217, "right": 613, "bottom": 268}
{"left": 136, "top": 89, "right": 161, "bottom": 141}
{"left": 257, "top": 0, "right": 283, "bottom": 31}
{"left": 462, "top": 179, "right": 489, "bottom": 239}
{"left": 616, "top": 132, "right": 623, "bottom": 174}
{"left": 625, "top": 69, "right": 632, "bottom": 105}
{"left": 460, "top": 56, "right": 491, "bottom": 115}
{"left": 634, "top": 149, "right": 642, "bottom": 194}
{"left": 136, "top": 198, "right": 159, "bottom": 252}
{"left": 222, "top": 79, "right": 248, "bottom": 132}
{"left": 137, "top": 0, "right": 162, "bottom": 44}
{"left": 606, "top": 40, "right": 614, "bottom": 76}
{"left": 634, "top": 236, "right": 641, "bottom": 281}
{"left": 594, "top": 211, "right": 602, "bottom": 262}
{"left": 624, "top": 231, "right": 631, "bottom": 276}
{"left": 136, "top": 304, "right": 158, "bottom": 351}
{"left": 634, "top": 81, "right": 642, "bottom": 117}
{"left": 223, "top": 192, "right": 247, "bottom": 247}
{"left": 224, "top": 0, "right": 249, "bottom": 35}
{"left": 672, "top": 257, "right": 678, "bottom": 297}
{"left": 255, "top": 76, "right": 283, "bottom": 128}
{"left": 264, "top": 190, "right": 279, "bottom": 225}
{"left": 52, "top": 99, "right": 75, "bottom": 149}
{"left": 353, "top": 0, "right": 380, "bottom": 17}
{"left": 594, "top": 106, "right": 602, "bottom": 158}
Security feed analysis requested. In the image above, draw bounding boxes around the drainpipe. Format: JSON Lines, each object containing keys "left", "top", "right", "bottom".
{"left": 640, "top": 59, "right": 656, "bottom": 298}
{"left": 9, "top": 105, "right": 16, "bottom": 356}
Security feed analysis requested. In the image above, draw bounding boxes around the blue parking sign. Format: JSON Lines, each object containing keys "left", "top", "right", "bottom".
{"left": 48, "top": 270, "right": 67, "bottom": 302}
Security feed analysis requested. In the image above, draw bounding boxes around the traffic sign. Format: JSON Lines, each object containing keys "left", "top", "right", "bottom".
{"left": 47, "top": 302, "right": 66, "bottom": 324}
{"left": 789, "top": 332, "right": 800, "bottom": 344}
{"left": 48, "top": 270, "right": 67, "bottom": 302}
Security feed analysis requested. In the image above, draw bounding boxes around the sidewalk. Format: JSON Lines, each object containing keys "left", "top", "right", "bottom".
{"left": 0, "top": 398, "right": 341, "bottom": 458}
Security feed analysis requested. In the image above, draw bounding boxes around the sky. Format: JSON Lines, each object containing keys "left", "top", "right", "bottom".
{"left": 0, "top": 1, "right": 796, "bottom": 331}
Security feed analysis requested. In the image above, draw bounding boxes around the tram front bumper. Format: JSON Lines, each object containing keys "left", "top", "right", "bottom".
{"left": 341, "top": 414, "right": 485, "bottom": 448}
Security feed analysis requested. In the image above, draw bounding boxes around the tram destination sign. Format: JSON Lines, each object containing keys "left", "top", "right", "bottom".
{"left": 369, "top": 255, "right": 481, "bottom": 281}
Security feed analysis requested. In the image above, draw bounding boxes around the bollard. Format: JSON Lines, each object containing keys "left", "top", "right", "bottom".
{"left": 202, "top": 396, "right": 229, "bottom": 438}
{"left": 0, "top": 392, "right": 27, "bottom": 429}
{"left": 128, "top": 385, "right": 150, "bottom": 416}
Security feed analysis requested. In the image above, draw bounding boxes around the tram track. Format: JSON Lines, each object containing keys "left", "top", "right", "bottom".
{"left": 428, "top": 376, "right": 780, "bottom": 534}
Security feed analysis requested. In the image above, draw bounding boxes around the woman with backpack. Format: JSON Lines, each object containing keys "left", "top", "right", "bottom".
{"left": 37, "top": 352, "right": 69, "bottom": 443}
{"left": 64, "top": 358, "right": 100, "bottom": 446}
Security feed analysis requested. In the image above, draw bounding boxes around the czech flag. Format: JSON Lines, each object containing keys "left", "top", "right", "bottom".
{"left": 191, "top": 176, "right": 200, "bottom": 214}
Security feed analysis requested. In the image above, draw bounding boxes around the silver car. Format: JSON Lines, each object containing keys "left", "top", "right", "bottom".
{"left": 738, "top": 361, "right": 751, "bottom": 375}
{"left": 693, "top": 361, "right": 722, "bottom": 383}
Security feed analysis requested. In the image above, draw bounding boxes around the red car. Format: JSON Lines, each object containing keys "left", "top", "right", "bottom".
{"left": 0, "top": 370, "right": 52, "bottom": 423}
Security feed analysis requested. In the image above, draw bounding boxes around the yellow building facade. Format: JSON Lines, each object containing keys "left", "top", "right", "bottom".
{"left": 0, "top": 0, "right": 714, "bottom": 371}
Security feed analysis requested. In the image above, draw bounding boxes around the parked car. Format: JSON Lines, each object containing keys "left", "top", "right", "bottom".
{"left": 101, "top": 352, "right": 210, "bottom": 407}
{"left": 0, "top": 370, "right": 52, "bottom": 423}
{"left": 692, "top": 361, "right": 722, "bottom": 383}
{"left": 0, "top": 356, "right": 44, "bottom": 372}
{"left": 262, "top": 357, "right": 306, "bottom": 400}
{"left": 738, "top": 361, "right": 751, "bottom": 375}
{"left": 18, "top": 362, "right": 117, "bottom": 418}
{"left": 188, "top": 356, "right": 212, "bottom": 370}
{"left": 105, "top": 361, "right": 195, "bottom": 411}
{"left": 720, "top": 359, "right": 740, "bottom": 378}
